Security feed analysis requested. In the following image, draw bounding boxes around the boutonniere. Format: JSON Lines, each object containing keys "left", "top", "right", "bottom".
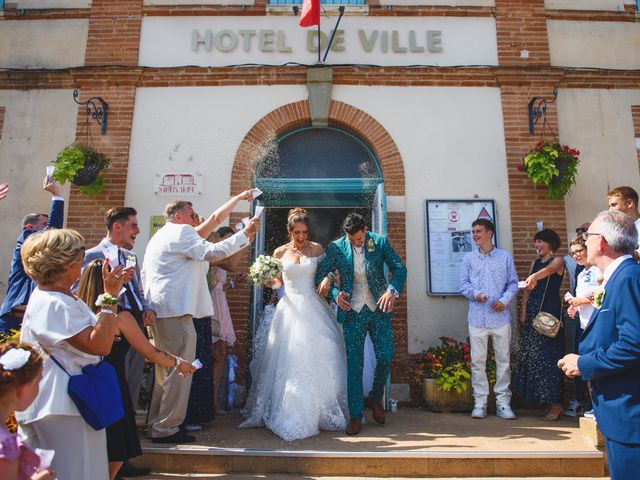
{"left": 593, "top": 288, "right": 606, "bottom": 309}
{"left": 367, "top": 239, "right": 375, "bottom": 253}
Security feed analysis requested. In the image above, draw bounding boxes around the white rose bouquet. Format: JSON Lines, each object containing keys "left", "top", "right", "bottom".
{"left": 249, "top": 255, "right": 282, "bottom": 286}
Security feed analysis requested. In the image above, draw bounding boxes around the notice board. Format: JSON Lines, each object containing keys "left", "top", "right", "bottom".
{"left": 425, "top": 199, "right": 497, "bottom": 296}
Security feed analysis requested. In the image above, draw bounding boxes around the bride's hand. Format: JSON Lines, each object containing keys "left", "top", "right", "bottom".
{"left": 317, "top": 277, "right": 332, "bottom": 297}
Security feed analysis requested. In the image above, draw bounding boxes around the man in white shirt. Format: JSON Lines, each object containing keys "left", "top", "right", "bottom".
{"left": 607, "top": 186, "right": 640, "bottom": 253}
{"left": 143, "top": 194, "right": 258, "bottom": 443}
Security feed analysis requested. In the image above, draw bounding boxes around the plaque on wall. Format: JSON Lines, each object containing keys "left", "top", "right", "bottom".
{"left": 425, "top": 199, "right": 497, "bottom": 296}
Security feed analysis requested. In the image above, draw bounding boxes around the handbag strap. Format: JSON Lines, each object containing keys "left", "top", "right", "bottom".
{"left": 535, "top": 261, "right": 564, "bottom": 320}
{"left": 38, "top": 343, "right": 71, "bottom": 377}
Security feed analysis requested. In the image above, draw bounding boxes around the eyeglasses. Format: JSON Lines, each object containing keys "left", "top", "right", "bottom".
{"left": 570, "top": 248, "right": 586, "bottom": 257}
{"left": 581, "top": 232, "right": 602, "bottom": 241}
{"left": 575, "top": 227, "right": 588, "bottom": 234}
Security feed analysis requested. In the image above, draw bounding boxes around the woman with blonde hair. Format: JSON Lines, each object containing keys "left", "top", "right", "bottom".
{"left": 241, "top": 208, "right": 348, "bottom": 441}
{"left": 17, "top": 229, "right": 125, "bottom": 480}
{"left": 77, "top": 259, "right": 196, "bottom": 480}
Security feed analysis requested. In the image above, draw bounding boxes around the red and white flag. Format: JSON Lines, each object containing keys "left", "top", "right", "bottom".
{"left": 299, "top": 0, "right": 320, "bottom": 27}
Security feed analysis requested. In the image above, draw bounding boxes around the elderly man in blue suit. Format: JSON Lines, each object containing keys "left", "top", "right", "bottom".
{"left": 559, "top": 209, "right": 640, "bottom": 480}
{"left": 0, "top": 176, "right": 64, "bottom": 334}
{"left": 317, "top": 213, "right": 406, "bottom": 436}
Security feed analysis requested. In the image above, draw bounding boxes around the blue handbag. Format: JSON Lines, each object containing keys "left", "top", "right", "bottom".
{"left": 49, "top": 353, "right": 125, "bottom": 430}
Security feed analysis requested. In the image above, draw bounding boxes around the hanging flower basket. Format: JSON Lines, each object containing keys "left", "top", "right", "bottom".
{"left": 518, "top": 141, "right": 580, "bottom": 200}
{"left": 52, "top": 143, "right": 110, "bottom": 195}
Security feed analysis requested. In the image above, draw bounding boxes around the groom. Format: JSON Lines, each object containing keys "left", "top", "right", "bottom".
{"left": 317, "top": 213, "right": 406, "bottom": 435}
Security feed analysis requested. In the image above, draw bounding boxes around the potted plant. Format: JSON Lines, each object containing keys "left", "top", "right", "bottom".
{"left": 415, "top": 337, "right": 496, "bottom": 413}
{"left": 52, "top": 143, "right": 110, "bottom": 195}
{"left": 519, "top": 141, "right": 580, "bottom": 200}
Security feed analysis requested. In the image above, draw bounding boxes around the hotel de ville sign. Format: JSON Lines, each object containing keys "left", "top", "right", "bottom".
{"left": 139, "top": 16, "right": 498, "bottom": 67}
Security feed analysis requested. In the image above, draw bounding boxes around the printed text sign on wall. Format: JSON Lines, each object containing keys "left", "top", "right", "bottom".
{"left": 154, "top": 173, "right": 203, "bottom": 195}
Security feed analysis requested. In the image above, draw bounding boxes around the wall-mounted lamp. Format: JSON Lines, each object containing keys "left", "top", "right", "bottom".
{"left": 73, "top": 89, "right": 109, "bottom": 135}
{"left": 292, "top": 5, "right": 299, "bottom": 15}
{"left": 241, "top": 4, "right": 246, "bottom": 10}
{"left": 386, "top": 4, "right": 392, "bottom": 10}
{"left": 528, "top": 88, "right": 557, "bottom": 136}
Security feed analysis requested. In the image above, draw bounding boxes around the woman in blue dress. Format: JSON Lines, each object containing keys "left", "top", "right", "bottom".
{"left": 514, "top": 229, "right": 565, "bottom": 421}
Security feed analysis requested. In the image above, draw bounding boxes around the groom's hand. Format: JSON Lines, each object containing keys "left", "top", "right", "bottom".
{"left": 377, "top": 292, "right": 396, "bottom": 313}
{"left": 336, "top": 291, "right": 351, "bottom": 311}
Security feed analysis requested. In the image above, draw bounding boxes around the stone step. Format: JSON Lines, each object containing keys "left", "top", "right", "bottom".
{"left": 134, "top": 476, "right": 609, "bottom": 480}
{"left": 138, "top": 445, "right": 604, "bottom": 477}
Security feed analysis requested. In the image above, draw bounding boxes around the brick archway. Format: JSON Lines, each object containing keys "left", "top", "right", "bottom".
{"left": 229, "top": 100, "right": 411, "bottom": 386}
{"left": 230, "top": 100, "right": 405, "bottom": 196}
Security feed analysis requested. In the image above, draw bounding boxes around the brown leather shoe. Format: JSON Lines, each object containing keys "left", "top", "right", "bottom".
{"left": 345, "top": 419, "right": 362, "bottom": 436}
{"left": 371, "top": 402, "right": 386, "bottom": 425}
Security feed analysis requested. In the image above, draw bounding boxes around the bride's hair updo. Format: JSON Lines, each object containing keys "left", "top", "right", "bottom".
{"left": 287, "top": 208, "right": 310, "bottom": 234}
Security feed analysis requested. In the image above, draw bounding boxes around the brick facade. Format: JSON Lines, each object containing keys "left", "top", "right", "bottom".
{"left": 2, "top": 1, "right": 639, "bottom": 396}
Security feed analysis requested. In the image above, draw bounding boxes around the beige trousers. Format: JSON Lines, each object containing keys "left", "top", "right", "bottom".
{"left": 147, "top": 314, "right": 196, "bottom": 438}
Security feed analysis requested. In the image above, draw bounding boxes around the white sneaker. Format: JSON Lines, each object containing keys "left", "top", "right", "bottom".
{"left": 583, "top": 409, "right": 595, "bottom": 419}
{"left": 496, "top": 404, "right": 517, "bottom": 420}
{"left": 471, "top": 404, "right": 487, "bottom": 419}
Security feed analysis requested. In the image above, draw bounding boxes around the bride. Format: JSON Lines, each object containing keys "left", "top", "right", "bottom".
{"left": 240, "top": 208, "right": 348, "bottom": 441}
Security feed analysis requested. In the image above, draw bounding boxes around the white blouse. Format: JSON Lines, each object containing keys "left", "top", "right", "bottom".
{"left": 17, "top": 288, "right": 100, "bottom": 424}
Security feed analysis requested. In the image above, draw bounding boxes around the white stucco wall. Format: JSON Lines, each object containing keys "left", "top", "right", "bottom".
{"left": 0, "top": 90, "right": 77, "bottom": 299}
{"left": 0, "top": 19, "right": 88, "bottom": 69}
{"left": 15, "top": 0, "right": 90, "bottom": 8}
{"left": 548, "top": 20, "right": 640, "bottom": 70}
{"left": 126, "top": 85, "right": 309, "bottom": 256}
{"left": 559, "top": 89, "right": 640, "bottom": 239}
{"left": 127, "top": 85, "right": 511, "bottom": 353}
{"left": 545, "top": 0, "right": 630, "bottom": 10}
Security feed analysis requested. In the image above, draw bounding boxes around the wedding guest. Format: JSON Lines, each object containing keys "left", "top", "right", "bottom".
{"left": 559, "top": 210, "right": 640, "bottom": 480}
{"left": 607, "top": 186, "right": 640, "bottom": 235}
{"left": 142, "top": 193, "right": 258, "bottom": 444}
{"left": 210, "top": 226, "right": 237, "bottom": 415}
{"left": 0, "top": 341, "right": 55, "bottom": 480}
{"left": 184, "top": 213, "right": 215, "bottom": 430}
{"left": 0, "top": 177, "right": 64, "bottom": 334}
{"left": 564, "top": 235, "right": 600, "bottom": 417}
{"left": 77, "top": 260, "right": 195, "bottom": 480}
{"left": 460, "top": 219, "right": 518, "bottom": 420}
{"left": 17, "top": 229, "right": 125, "bottom": 480}
{"left": 514, "top": 228, "right": 565, "bottom": 421}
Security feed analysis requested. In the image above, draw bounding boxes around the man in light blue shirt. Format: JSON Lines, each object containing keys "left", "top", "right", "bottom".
{"left": 460, "top": 219, "right": 518, "bottom": 420}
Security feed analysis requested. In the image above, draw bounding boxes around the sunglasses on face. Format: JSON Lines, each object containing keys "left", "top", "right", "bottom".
{"left": 575, "top": 227, "right": 588, "bottom": 234}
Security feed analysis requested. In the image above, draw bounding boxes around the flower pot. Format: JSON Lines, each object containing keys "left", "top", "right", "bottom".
{"left": 422, "top": 378, "right": 473, "bottom": 413}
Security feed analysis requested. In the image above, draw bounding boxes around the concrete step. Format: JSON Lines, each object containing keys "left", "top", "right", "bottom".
{"left": 132, "top": 475, "right": 610, "bottom": 480}
{"left": 138, "top": 445, "right": 604, "bottom": 477}
{"left": 135, "top": 410, "right": 605, "bottom": 478}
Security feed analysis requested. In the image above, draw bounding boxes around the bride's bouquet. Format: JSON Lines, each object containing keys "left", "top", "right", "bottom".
{"left": 249, "top": 255, "right": 282, "bottom": 286}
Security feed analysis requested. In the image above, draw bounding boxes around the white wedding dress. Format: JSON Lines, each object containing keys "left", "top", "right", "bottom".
{"left": 240, "top": 255, "right": 349, "bottom": 441}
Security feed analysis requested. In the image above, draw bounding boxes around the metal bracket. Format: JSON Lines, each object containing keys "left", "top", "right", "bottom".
{"left": 73, "top": 89, "right": 109, "bottom": 135}
{"left": 528, "top": 88, "right": 557, "bottom": 136}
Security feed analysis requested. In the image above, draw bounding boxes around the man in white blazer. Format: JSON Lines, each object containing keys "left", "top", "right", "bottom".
{"left": 143, "top": 193, "right": 258, "bottom": 443}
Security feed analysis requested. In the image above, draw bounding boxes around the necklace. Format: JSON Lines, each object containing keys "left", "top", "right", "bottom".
{"left": 290, "top": 241, "right": 308, "bottom": 256}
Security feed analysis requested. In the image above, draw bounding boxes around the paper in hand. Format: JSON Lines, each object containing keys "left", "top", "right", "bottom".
{"left": 518, "top": 281, "right": 527, "bottom": 289}
{"left": 235, "top": 222, "right": 244, "bottom": 231}
{"left": 103, "top": 245, "right": 119, "bottom": 266}
{"left": 252, "top": 188, "right": 263, "bottom": 199}
{"left": 241, "top": 216, "right": 251, "bottom": 227}
{"left": 192, "top": 359, "right": 203, "bottom": 369}
{"left": 125, "top": 254, "right": 137, "bottom": 269}
{"left": 254, "top": 205, "right": 264, "bottom": 217}
{"left": 35, "top": 448, "right": 55, "bottom": 469}
{"left": 46, "top": 165, "right": 55, "bottom": 177}
{"left": 564, "top": 291, "right": 574, "bottom": 301}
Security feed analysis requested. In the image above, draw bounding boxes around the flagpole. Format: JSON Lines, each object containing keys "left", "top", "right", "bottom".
{"left": 317, "top": 22, "right": 321, "bottom": 63}
{"left": 323, "top": 5, "right": 345, "bottom": 63}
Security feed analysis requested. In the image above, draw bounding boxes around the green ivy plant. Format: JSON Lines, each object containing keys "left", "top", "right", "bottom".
{"left": 52, "top": 143, "right": 109, "bottom": 195}
{"left": 435, "top": 362, "right": 472, "bottom": 393}
{"left": 519, "top": 141, "right": 580, "bottom": 200}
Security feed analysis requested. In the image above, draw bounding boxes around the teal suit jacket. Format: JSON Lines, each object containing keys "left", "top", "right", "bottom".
{"left": 316, "top": 232, "right": 407, "bottom": 324}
